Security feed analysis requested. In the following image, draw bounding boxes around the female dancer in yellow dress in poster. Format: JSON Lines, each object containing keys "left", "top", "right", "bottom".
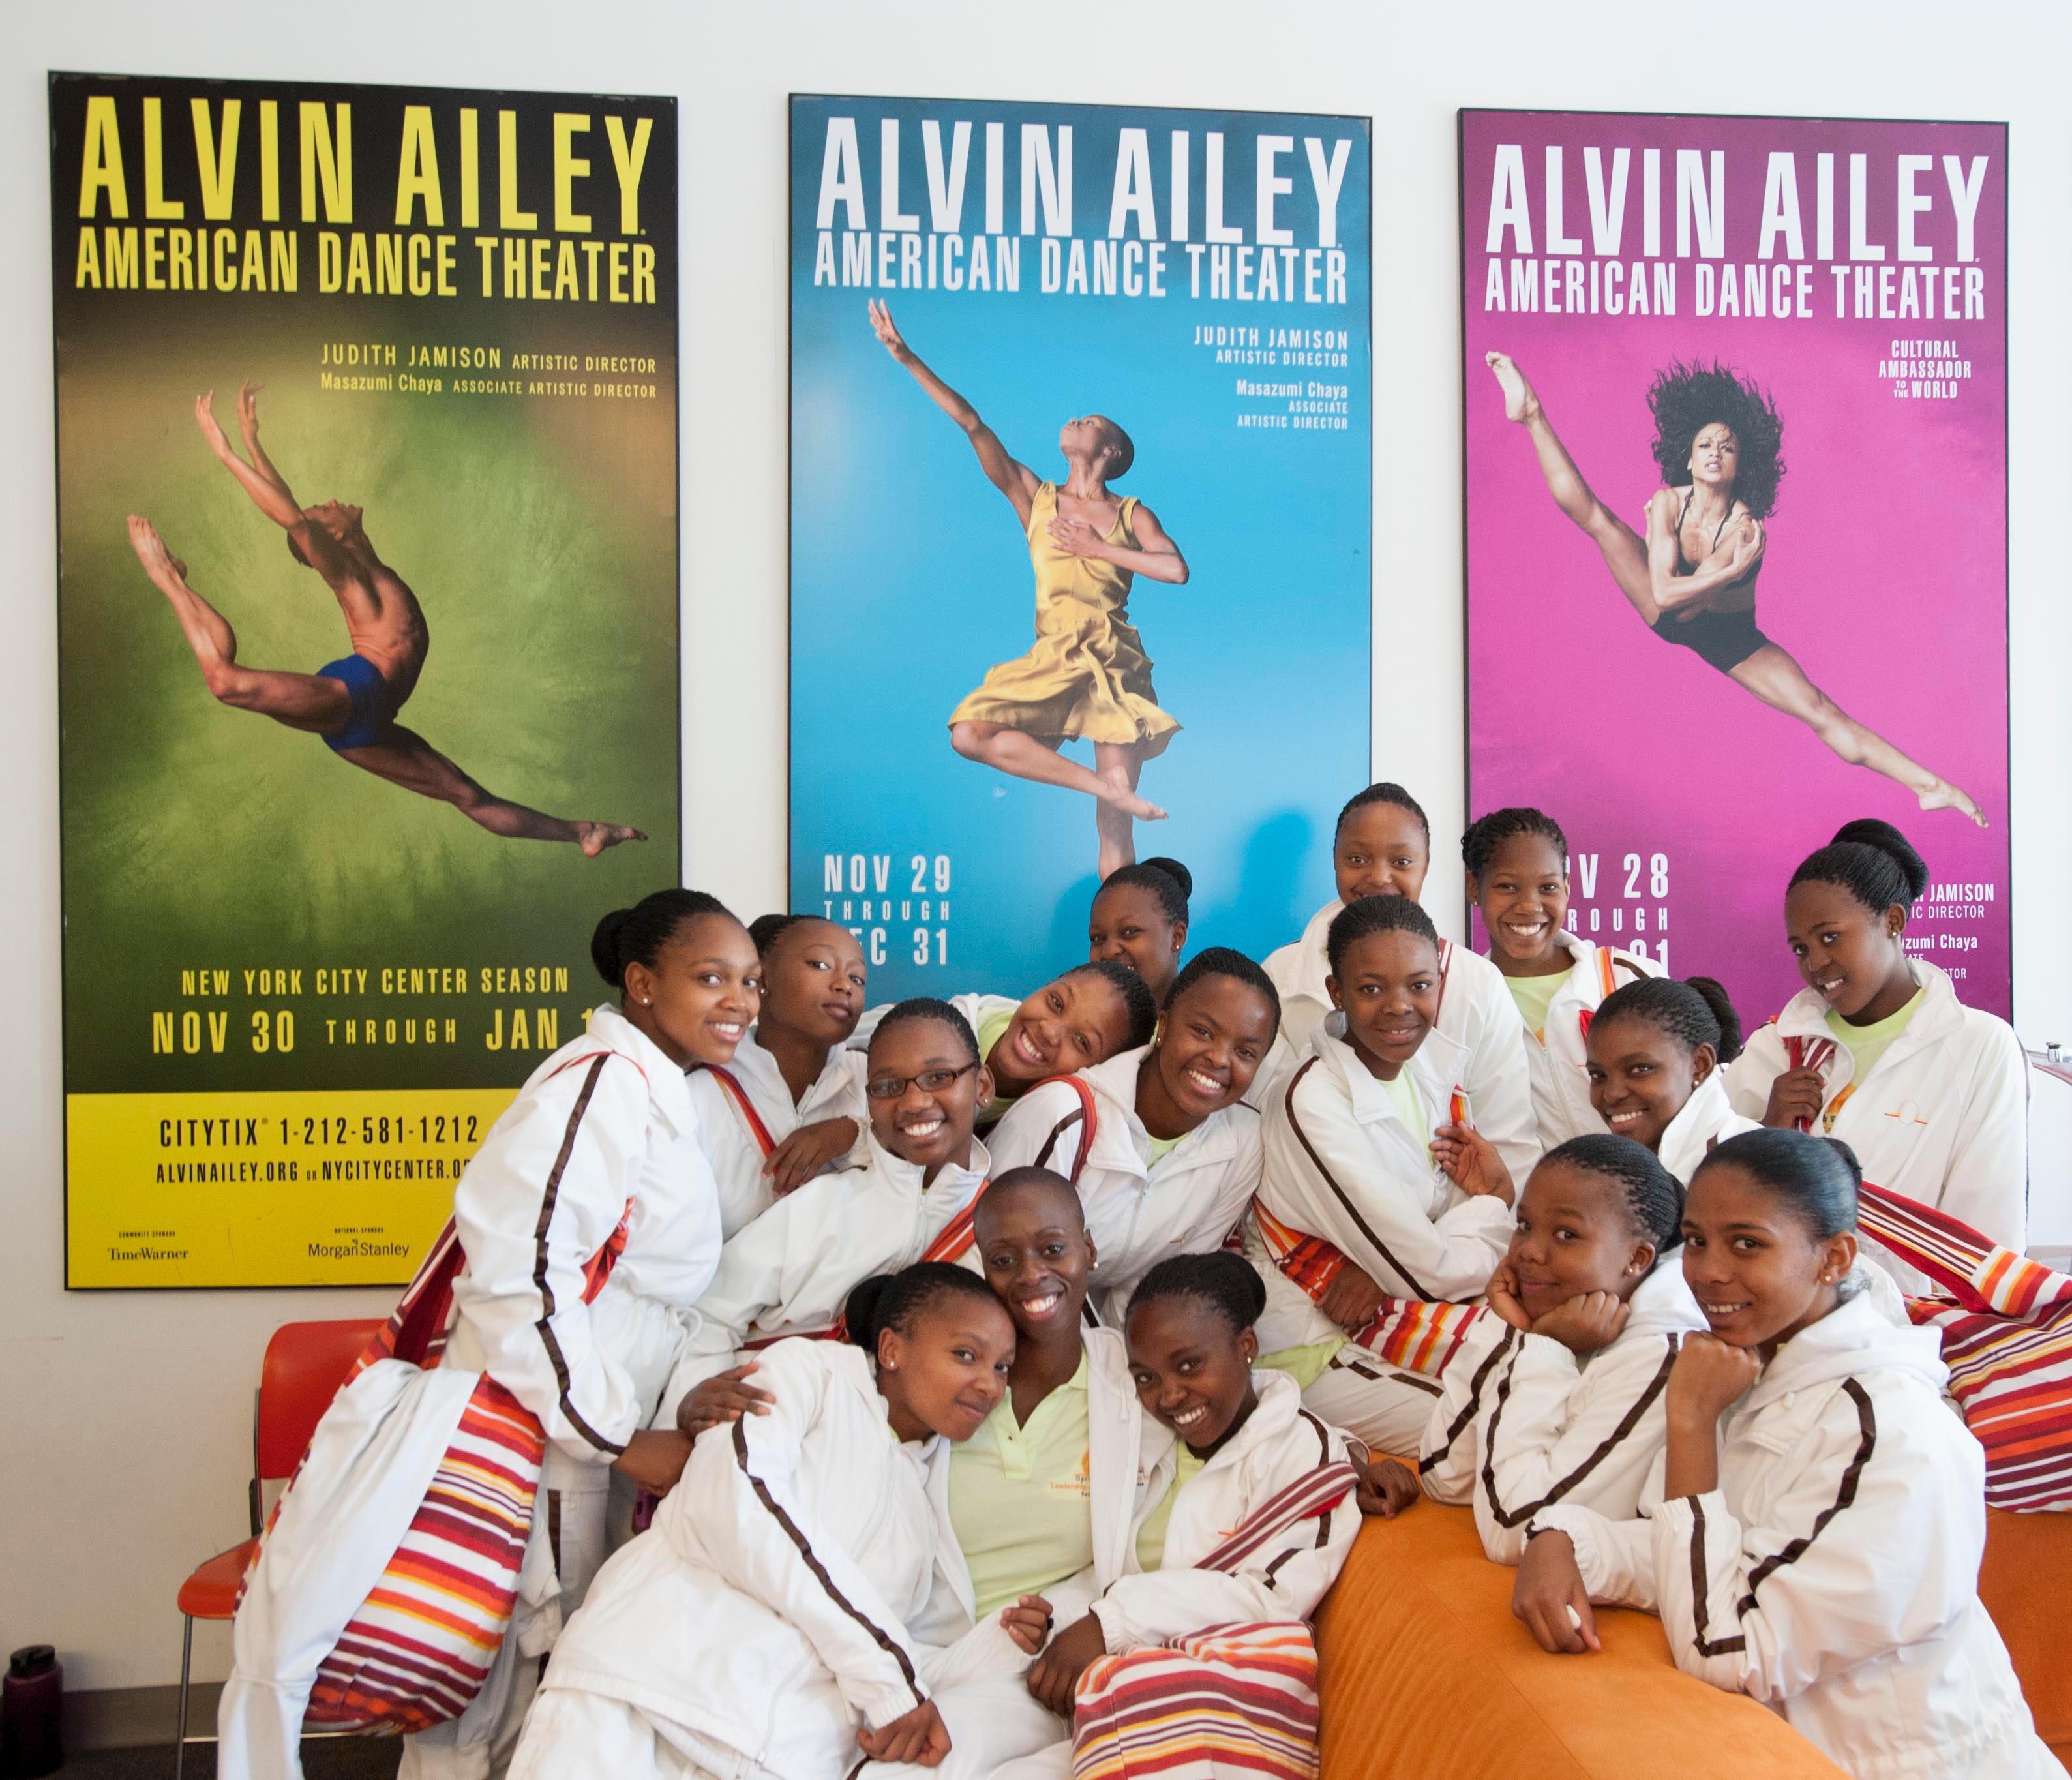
{"left": 868, "top": 300, "right": 1188, "bottom": 879}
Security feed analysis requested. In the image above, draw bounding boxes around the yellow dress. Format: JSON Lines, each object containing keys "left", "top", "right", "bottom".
{"left": 948, "top": 481, "right": 1181, "bottom": 753}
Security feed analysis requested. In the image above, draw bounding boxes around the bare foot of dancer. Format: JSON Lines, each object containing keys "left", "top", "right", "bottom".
{"left": 1917, "top": 782, "right": 1989, "bottom": 828}
{"left": 1094, "top": 776, "right": 1167, "bottom": 824}
{"left": 1487, "top": 352, "right": 1542, "bottom": 424}
{"left": 574, "top": 822, "right": 648, "bottom": 856}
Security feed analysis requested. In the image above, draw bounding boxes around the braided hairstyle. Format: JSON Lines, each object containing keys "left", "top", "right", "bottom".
{"left": 1059, "top": 959, "right": 1161, "bottom": 1051}
{"left": 1166, "top": 947, "right": 1280, "bottom": 1042}
{"left": 1097, "top": 856, "right": 1192, "bottom": 927}
{"left": 590, "top": 890, "right": 738, "bottom": 989}
{"left": 845, "top": 1261, "right": 1007, "bottom": 1351}
{"left": 1461, "top": 807, "right": 1569, "bottom": 878}
{"left": 1539, "top": 1134, "right": 1685, "bottom": 1253}
{"left": 1336, "top": 781, "right": 1430, "bottom": 841}
{"left": 748, "top": 912, "right": 801, "bottom": 954}
{"left": 1592, "top": 975, "right": 1745, "bottom": 1065}
{"left": 1325, "top": 894, "right": 1439, "bottom": 976}
{"left": 869, "top": 997, "right": 980, "bottom": 1064}
{"left": 1695, "top": 1128, "right": 1861, "bottom": 1242}
{"left": 1788, "top": 818, "right": 1929, "bottom": 916}
{"left": 1125, "top": 1250, "right": 1267, "bottom": 1336}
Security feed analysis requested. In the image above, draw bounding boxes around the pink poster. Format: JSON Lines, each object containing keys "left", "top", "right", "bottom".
{"left": 1461, "top": 110, "right": 2010, "bottom": 1024}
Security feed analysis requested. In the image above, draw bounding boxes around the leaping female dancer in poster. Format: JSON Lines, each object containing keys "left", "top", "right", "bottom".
{"left": 869, "top": 299, "right": 1188, "bottom": 878}
{"left": 1484, "top": 352, "right": 1986, "bottom": 826}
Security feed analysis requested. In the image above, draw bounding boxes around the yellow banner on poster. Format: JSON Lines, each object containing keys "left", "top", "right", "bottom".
{"left": 67, "top": 1090, "right": 517, "bottom": 1288}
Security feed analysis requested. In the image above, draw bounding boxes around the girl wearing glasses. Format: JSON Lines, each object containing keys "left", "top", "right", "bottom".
{"left": 856, "top": 961, "right": 1158, "bottom": 1133}
{"left": 658, "top": 998, "right": 997, "bottom": 1415}
{"left": 989, "top": 950, "right": 1280, "bottom": 1326}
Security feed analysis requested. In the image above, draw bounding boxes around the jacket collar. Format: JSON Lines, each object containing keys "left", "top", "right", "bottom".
{"left": 1769, "top": 959, "right": 1964, "bottom": 1062}
{"left": 1078, "top": 1046, "right": 1248, "bottom": 1179}
{"left": 1656, "top": 1071, "right": 1754, "bottom": 1184}
{"left": 582, "top": 1004, "right": 695, "bottom": 1138}
{"left": 1311, "top": 1012, "right": 1470, "bottom": 1133}
{"left": 1741, "top": 1286, "right": 1947, "bottom": 1418}
{"left": 719, "top": 1023, "right": 856, "bottom": 1112}
{"left": 1624, "top": 1250, "right": 1707, "bottom": 1339}
{"left": 858, "top": 1129, "right": 993, "bottom": 1197}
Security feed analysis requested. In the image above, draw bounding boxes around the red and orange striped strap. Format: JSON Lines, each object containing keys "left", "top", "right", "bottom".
{"left": 700, "top": 1063, "right": 777, "bottom": 1159}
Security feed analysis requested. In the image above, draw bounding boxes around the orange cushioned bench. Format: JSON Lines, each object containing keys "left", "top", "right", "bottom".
{"left": 1315, "top": 1500, "right": 2071, "bottom": 1777}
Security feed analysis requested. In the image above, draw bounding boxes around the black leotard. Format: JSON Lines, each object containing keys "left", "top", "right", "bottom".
{"left": 1652, "top": 489, "right": 1767, "bottom": 674}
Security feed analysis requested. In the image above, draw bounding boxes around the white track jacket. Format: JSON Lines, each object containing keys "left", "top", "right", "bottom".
{"left": 1418, "top": 1258, "right": 1706, "bottom": 1564}
{"left": 512, "top": 1338, "right": 975, "bottom": 1780}
{"left": 656, "top": 1132, "right": 991, "bottom": 1419}
{"left": 1263, "top": 901, "right": 1541, "bottom": 1184}
{"left": 221, "top": 1007, "right": 723, "bottom": 1778}
{"left": 1251, "top": 1019, "right": 1513, "bottom": 1357}
{"left": 687, "top": 1025, "right": 867, "bottom": 1238}
{"left": 1726, "top": 961, "right": 2029, "bottom": 1288}
{"left": 1535, "top": 1291, "right": 2055, "bottom": 1780}
{"left": 1090, "top": 1368, "right": 1358, "bottom": 1650}
{"left": 1655, "top": 1071, "right": 1762, "bottom": 1186}
{"left": 987, "top": 1047, "right": 1261, "bottom": 1325}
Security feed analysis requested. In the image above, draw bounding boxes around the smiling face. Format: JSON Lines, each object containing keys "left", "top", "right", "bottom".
{"left": 990, "top": 973, "right": 1134, "bottom": 1093}
{"left": 865, "top": 1017, "right": 989, "bottom": 1175}
{"left": 1586, "top": 1012, "right": 1713, "bottom": 1153}
{"left": 878, "top": 1293, "right": 1017, "bottom": 1443}
{"left": 1148, "top": 974, "right": 1277, "bottom": 1128}
{"left": 1689, "top": 421, "right": 1739, "bottom": 491}
{"left": 1784, "top": 881, "right": 1912, "bottom": 1022}
{"left": 1470, "top": 832, "right": 1569, "bottom": 973}
{"left": 1334, "top": 802, "right": 1430, "bottom": 905}
{"left": 1681, "top": 1161, "right": 1856, "bottom": 1351}
{"left": 1507, "top": 1158, "right": 1656, "bottom": 1321}
{"left": 624, "top": 913, "right": 762, "bottom": 1068}
{"left": 1089, "top": 882, "right": 1186, "bottom": 1003}
{"left": 759, "top": 919, "right": 866, "bottom": 1049}
{"left": 1327, "top": 928, "right": 1441, "bottom": 1080}
{"left": 1127, "top": 1294, "right": 1259, "bottom": 1454}
{"left": 976, "top": 1174, "right": 1096, "bottom": 1344}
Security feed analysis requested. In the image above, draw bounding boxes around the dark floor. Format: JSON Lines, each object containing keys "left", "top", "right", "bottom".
{"left": 55, "top": 1740, "right": 402, "bottom": 1778}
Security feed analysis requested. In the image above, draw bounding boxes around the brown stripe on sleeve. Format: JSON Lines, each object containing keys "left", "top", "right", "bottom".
{"left": 732, "top": 1419, "right": 923, "bottom": 1706}
{"left": 1689, "top": 1494, "right": 1747, "bottom": 1657}
{"left": 1477, "top": 1335, "right": 1681, "bottom": 1528}
{"left": 1418, "top": 1327, "right": 1518, "bottom": 1470}
{"left": 1282, "top": 1058, "right": 1441, "bottom": 1301}
{"left": 1735, "top": 1376, "right": 1878, "bottom": 1615}
{"left": 530, "top": 1054, "right": 627, "bottom": 1456}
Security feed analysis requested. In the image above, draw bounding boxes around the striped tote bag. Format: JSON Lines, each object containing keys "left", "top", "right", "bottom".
{"left": 1070, "top": 1461, "right": 1357, "bottom": 1780}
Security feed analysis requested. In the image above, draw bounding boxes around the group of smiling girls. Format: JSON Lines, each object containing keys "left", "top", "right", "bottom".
{"left": 220, "top": 782, "right": 2052, "bottom": 1780}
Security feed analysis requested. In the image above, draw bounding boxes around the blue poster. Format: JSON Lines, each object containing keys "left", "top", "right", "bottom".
{"left": 790, "top": 95, "right": 1372, "bottom": 999}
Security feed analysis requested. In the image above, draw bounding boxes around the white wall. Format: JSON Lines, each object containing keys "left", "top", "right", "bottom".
{"left": 5, "top": 0, "right": 2069, "bottom": 1691}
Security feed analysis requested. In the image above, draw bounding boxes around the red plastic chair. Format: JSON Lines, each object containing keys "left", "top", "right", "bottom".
{"left": 174, "top": 1318, "right": 382, "bottom": 1777}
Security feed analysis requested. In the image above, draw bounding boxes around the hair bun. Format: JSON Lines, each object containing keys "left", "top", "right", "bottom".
{"left": 1139, "top": 856, "right": 1193, "bottom": 899}
{"left": 589, "top": 908, "right": 634, "bottom": 988}
{"left": 1830, "top": 819, "right": 1929, "bottom": 904}
{"left": 1683, "top": 975, "right": 1745, "bottom": 1064}
{"left": 844, "top": 1274, "right": 894, "bottom": 1349}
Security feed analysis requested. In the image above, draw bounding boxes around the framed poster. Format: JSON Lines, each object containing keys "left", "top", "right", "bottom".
{"left": 789, "top": 95, "right": 1372, "bottom": 1000}
{"left": 52, "top": 73, "right": 680, "bottom": 1286}
{"left": 1461, "top": 109, "right": 2009, "bottom": 1024}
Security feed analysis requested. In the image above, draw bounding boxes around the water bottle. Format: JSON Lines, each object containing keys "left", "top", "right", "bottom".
{"left": 1, "top": 1645, "right": 61, "bottom": 1779}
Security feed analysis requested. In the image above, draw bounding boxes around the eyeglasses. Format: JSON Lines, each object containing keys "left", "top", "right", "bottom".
{"left": 865, "top": 1062, "right": 980, "bottom": 1101}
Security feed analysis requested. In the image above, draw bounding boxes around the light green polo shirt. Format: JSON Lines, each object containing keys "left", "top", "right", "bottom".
{"left": 949, "top": 1353, "right": 1094, "bottom": 1619}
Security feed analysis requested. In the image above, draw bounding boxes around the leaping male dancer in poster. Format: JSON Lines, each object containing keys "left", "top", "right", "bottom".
{"left": 869, "top": 299, "right": 1187, "bottom": 878}
{"left": 126, "top": 381, "right": 646, "bottom": 854}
